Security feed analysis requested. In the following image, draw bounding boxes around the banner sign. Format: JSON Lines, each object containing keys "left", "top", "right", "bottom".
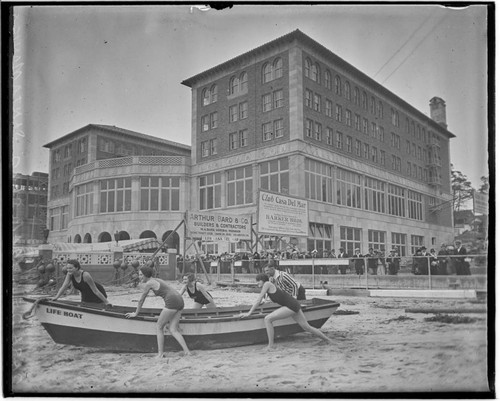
{"left": 187, "top": 211, "right": 251, "bottom": 242}
{"left": 257, "top": 190, "right": 309, "bottom": 237}
{"left": 473, "top": 191, "right": 489, "bottom": 215}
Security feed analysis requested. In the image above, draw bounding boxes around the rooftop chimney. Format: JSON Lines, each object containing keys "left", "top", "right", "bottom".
{"left": 429, "top": 97, "right": 447, "bottom": 128}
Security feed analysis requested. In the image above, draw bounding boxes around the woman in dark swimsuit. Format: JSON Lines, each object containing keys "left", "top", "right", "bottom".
{"left": 240, "top": 273, "right": 333, "bottom": 350}
{"left": 125, "top": 266, "right": 191, "bottom": 358}
{"left": 52, "top": 259, "right": 110, "bottom": 305}
{"left": 179, "top": 273, "right": 216, "bottom": 308}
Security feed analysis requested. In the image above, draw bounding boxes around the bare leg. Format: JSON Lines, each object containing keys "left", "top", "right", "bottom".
{"left": 293, "top": 309, "right": 333, "bottom": 343}
{"left": 263, "top": 306, "right": 296, "bottom": 350}
{"left": 168, "top": 310, "right": 192, "bottom": 356}
{"left": 192, "top": 302, "right": 203, "bottom": 309}
{"left": 156, "top": 309, "right": 177, "bottom": 358}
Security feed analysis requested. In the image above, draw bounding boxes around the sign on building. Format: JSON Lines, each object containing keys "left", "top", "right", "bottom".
{"left": 186, "top": 211, "right": 251, "bottom": 242}
{"left": 257, "top": 190, "right": 309, "bottom": 237}
{"left": 473, "top": 190, "right": 489, "bottom": 215}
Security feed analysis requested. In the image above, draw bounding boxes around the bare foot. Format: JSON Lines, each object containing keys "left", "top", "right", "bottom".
{"left": 156, "top": 353, "right": 167, "bottom": 359}
{"left": 265, "top": 345, "right": 277, "bottom": 352}
{"left": 183, "top": 351, "right": 192, "bottom": 356}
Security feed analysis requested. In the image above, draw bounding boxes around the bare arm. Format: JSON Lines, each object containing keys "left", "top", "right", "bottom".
{"left": 82, "top": 272, "right": 110, "bottom": 305}
{"left": 125, "top": 283, "right": 152, "bottom": 318}
{"left": 197, "top": 283, "right": 216, "bottom": 308}
{"left": 240, "top": 282, "right": 271, "bottom": 318}
{"left": 179, "top": 284, "right": 187, "bottom": 296}
{"left": 52, "top": 274, "right": 72, "bottom": 300}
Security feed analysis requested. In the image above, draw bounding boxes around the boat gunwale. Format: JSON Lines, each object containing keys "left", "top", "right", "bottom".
{"left": 22, "top": 297, "right": 339, "bottom": 324}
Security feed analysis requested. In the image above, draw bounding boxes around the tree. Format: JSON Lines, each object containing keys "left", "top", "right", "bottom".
{"left": 478, "top": 175, "right": 489, "bottom": 194}
{"left": 451, "top": 164, "right": 473, "bottom": 211}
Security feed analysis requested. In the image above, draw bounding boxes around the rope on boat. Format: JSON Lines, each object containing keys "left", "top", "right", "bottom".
{"left": 22, "top": 297, "right": 48, "bottom": 320}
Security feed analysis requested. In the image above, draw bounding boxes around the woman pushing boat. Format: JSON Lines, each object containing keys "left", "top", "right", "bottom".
{"left": 52, "top": 259, "right": 110, "bottom": 306}
{"left": 240, "top": 273, "right": 333, "bottom": 350}
{"left": 179, "top": 273, "right": 216, "bottom": 308}
{"left": 125, "top": 265, "right": 191, "bottom": 358}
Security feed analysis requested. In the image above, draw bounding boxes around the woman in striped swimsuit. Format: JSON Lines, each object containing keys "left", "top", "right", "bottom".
{"left": 240, "top": 273, "right": 333, "bottom": 351}
{"left": 125, "top": 266, "right": 191, "bottom": 358}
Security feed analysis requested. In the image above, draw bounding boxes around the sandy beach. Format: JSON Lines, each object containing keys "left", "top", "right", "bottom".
{"left": 11, "top": 282, "right": 490, "bottom": 394}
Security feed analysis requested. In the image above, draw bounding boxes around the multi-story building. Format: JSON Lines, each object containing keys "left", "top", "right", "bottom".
{"left": 13, "top": 172, "right": 48, "bottom": 245}
{"left": 43, "top": 124, "right": 191, "bottom": 252}
{"left": 180, "top": 29, "right": 455, "bottom": 256}
{"left": 43, "top": 30, "right": 455, "bottom": 258}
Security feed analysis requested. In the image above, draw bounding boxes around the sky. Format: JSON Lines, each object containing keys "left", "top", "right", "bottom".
{"left": 11, "top": 4, "right": 489, "bottom": 188}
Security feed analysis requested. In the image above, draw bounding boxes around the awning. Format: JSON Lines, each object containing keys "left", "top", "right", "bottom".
{"left": 53, "top": 238, "right": 161, "bottom": 253}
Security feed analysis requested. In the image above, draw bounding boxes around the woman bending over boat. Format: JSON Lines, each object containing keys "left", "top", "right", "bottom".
{"left": 125, "top": 266, "right": 191, "bottom": 358}
{"left": 52, "top": 259, "right": 110, "bottom": 306}
{"left": 179, "top": 273, "right": 216, "bottom": 308}
{"left": 240, "top": 273, "right": 333, "bottom": 350}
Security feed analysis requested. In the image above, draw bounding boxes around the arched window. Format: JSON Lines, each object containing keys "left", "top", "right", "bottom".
{"left": 74, "top": 234, "right": 82, "bottom": 243}
{"left": 354, "top": 87, "right": 360, "bottom": 106}
{"left": 378, "top": 101, "right": 383, "bottom": 118}
{"left": 202, "top": 88, "right": 210, "bottom": 106}
{"left": 210, "top": 85, "right": 217, "bottom": 103}
{"left": 263, "top": 63, "right": 272, "bottom": 83}
{"left": 335, "top": 75, "right": 342, "bottom": 95}
{"left": 118, "top": 231, "right": 130, "bottom": 241}
{"left": 239, "top": 72, "right": 248, "bottom": 92}
{"left": 83, "top": 233, "right": 92, "bottom": 243}
{"left": 98, "top": 232, "right": 111, "bottom": 243}
{"left": 140, "top": 230, "right": 157, "bottom": 239}
{"left": 344, "top": 81, "right": 351, "bottom": 100}
{"left": 325, "top": 70, "right": 331, "bottom": 90}
{"left": 273, "top": 58, "right": 283, "bottom": 79}
{"left": 362, "top": 92, "right": 368, "bottom": 109}
{"left": 304, "top": 58, "right": 312, "bottom": 79}
{"left": 311, "top": 63, "right": 320, "bottom": 83}
{"left": 229, "top": 76, "right": 239, "bottom": 95}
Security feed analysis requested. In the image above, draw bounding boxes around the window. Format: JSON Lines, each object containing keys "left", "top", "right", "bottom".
{"left": 354, "top": 114, "right": 361, "bottom": 131}
{"left": 371, "top": 122, "right": 377, "bottom": 138}
{"left": 325, "top": 70, "right": 332, "bottom": 89}
{"left": 274, "top": 120, "right": 284, "bottom": 138}
{"left": 229, "top": 105, "right": 238, "bottom": 122}
{"left": 274, "top": 58, "right": 283, "bottom": 79}
{"left": 201, "top": 115, "right": 209, "bottom": 132}
{"left": 227, "top": 166, "right": 253, "bottom": 206}
{"left": 263, "top": 122, "right": 273, "bottom": 141}
{"left": 240, "top": 72, "right": 248, "bottom": 92}
{"left": 363, "top": 143, "right": 370, "bottom": 159}
{"left": 314, "top": 122, "right": 322, "bottom": 141}
{"left": 336, "top": 131, "right": 343, "bottom": 149}
{"left": 263, "top": 63, "right": 273, "bottom": 83}
{"left": 210, "top": 112, "right": 218, "bottom": 129}
{"left": 410, "top": 235, "right": 424, "bottom": 255}
{"left": 335, "top": 104, "right": 342, "bottom": 122}
{"left": 304, "top": 159, "right": 333, "bottom": 203}
{"left": 391, "top": 108, "right": 400, "bottom": 127}
{"left": 364, "top": 177, "right": 385, "bottom": 213}
{"left": 344, "top": 81, "right": 351, "bottom": 100}
{"left": 311, "top": 63, "right": 320, "bottom": 83}
{"left": 229, "top": 132, "right": 238, "bottom": 150}
{"left": 75, "top": 183, "right": 93, "bottom": 217}
{"left": 210, "top": 85, "right": 218, "bottom": 103}
{"left": 305, "top": 89, "right": 312, "bottom": 108}
{"left": 313, "top": 93, "right": 321, "bottom": 112}
{"left": 362, "top": 92, "right": 368, "bottom": 109}
{"left": 263, "top": 93, "right": 272, "bottom": 112}
{"left": 335, "top": 76, "right": 341, "bottom": 95}
{"left": 362, "top": 118, "right": 368, "bottom": 135}
{"left": 345, "top": 109, "right": 352, "bottom": 126}
{"left": 304, "top": 58, "right": 311, "bottom": 79}
{"left": 325, "top": 99, "right": 333, "bottom": 117}
{"left": 78, "top": 138, "right": 87, "bottom": 153}
{"left": 371, "top": 146, "right": 378, "bottom": 163}
{"left": 201, "top": 141, "right": 209, "bottom": 157}
{"left": 370, "top": 97, "right": 376, "bottom": 114}
{"left": 100, "top": 178, "right": 132, "bottom": 213}
{"left": 239, "top": 129, "right": 248, "bottom": 147}
{"left": 274, "top": 90, "right": 284, "bottom": 109}
{"left": 239, "top": 102, "right": 248, "bottom": 120}
{"left": 392, "top": 232, "right": 407, "bottom": 257}
{"left": 326, "top": 127, "right": 333, "bottom": 145}
{"left": 260, "top": 158, "right": 289, "bottom": 194}
{"left": 336, "top": 168, "right": 361, "bottom": 208}
{"left": 230, "top": 76, "right": 239, "bottom": 95}
{"left": 210, "top": 139, "right": 217, "bottom": 155}
{"left": 408, "top": 190, "right": 423, "bottom": 220}
{"left": 61, "top": 206, "right": 69, "bottom": 229}
{"left": 346, "top": 136, "right": 352, "bottom": 153}
{"left": 388, "top": 184, "right": 405, "bottom": 217}
{"left": 308, "top": 223, "right": 333, "bottom": 253}
{"left": 368, "top": 230, "right": 386, "bottom": 252}
{"left": 378, "top": 101, "right": 383, "bottom": 118}
{"left": 391, "top": 132, "right": 400, "bottom": 149}
{"left": 354, "top": 87, "right": 360, "bottom": 106}
{"left": 140, "top": 177, "right": 179, "bottom": 211}
{"left": 407, "top": 161, "right": 412, "bottom": 176}
{"left": 340, "top": 226, "right": 362, "bottom": 256}
{"left": 305, "top": 119, "right": 313, "bottom": 138}
{"left": 378, "top": 126, "right": 385, "bottom": 142}
{"left": 49, "top": 208, "right": 60, "bottom": 231}
{"left": 391, "top": 155, "right": 401, "bottom": 171}
{"left": 229, "top": 130, "right": 248, "bottom": 150}
{"left": 380, "top": 150, "right": 386, "bottom": 166}
{"left": 199, "top": 173, "right": 221, "bottom": 210}
{"left": 355, "top": 139, "right": 361, "bottom": 156}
